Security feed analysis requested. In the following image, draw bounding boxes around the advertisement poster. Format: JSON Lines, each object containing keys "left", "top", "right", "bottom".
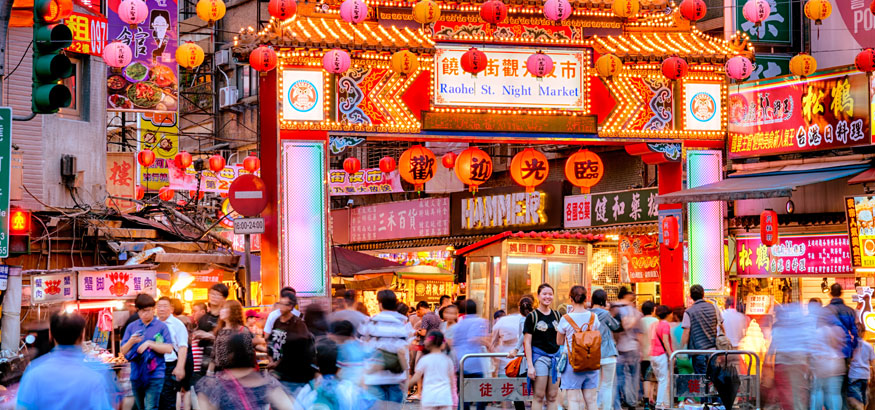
{"left": 169, "top": 163, "right": 257, "bottom": 193}
{"left": 729, "top": 69, "right": 871, "bottom": 158}
{"left": 736, "top": 233, "right": 852, "bottom": 276}
{"left": 434, "top": 46, "right": 587, "bottom": 109}
{"left": 106, "top": 152, "right": 137, "bottom": 212}
{"left": 846, "top": 196, "right": 875, "bottom": 267}
{"left": 78, "top": 270, "right": 157, "bottom": 299}
{"left": 65, "top": 12, "right": 108, "bottom": 56}
{"left": 138, "top": 113, "right": 178, "bottom": 189}
{"left": 745, "top": 295, "right": 772, "bottom": 315}
{"left": 350, "top": 198, "right": 449, "bottom": 242}
{"left": 329, "top": 168, "right": 404, "bottom": 196}
{"left": 684, "top": 83, "right": 723, "bottom": 131}
{"left": 564, "top": 188, "right": 659, "bottom": 228}
{"left": 618, "top": 235, "right": 661, "bottom": 283}
{"left": 31, "top": 273, "right": 77, "bottom": 304}
{"left": 107, "top": 0, "right": 178, "bottom": 112}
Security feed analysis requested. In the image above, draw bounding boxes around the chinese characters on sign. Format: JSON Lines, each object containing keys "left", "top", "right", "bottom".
{"left": 745, "top": 295, "right": 772, "bottom": 315}
{"left": 329, "top": 168, "right": 404, "bottom": 196}
{"left": 729, "top": 71, "right": 871, "bottom": 158}
{"left": 107, "top": 0, "right": 178, "bottom": 113}
{"left": 434, "top": 46, "right": 587, "bottom": 109}
{"left": 736, "top": 233, "right": 852, "bottom": 276}
{"left": 65, "top": 12, "right": 108, "bottom": 56}
{"left": 169, "top": 162, "right": 258, "bottom": 194}
{"left": 618, "top": 235, "right": 660, "bottom": 283}
{"left": 0, "top": 108, "right": 11, "bottom": 258}
{"left": 350, "top": 198, "right": 449, "bottom": 242}
{"left": 846, "top": 196, "right": 875, "bottom": 268}
{"left": 508, "top": 242, "right": 586, "bottom": 257}
{"left": 31, "top": 273, "right": 77, "bottom": 304}
{"left": 78, "top": 270, "right": 157, "bottom": 299}
{"left": 462, "top": 378, "right": 531, "bottom": 402}
{"left": 564, "top": 188, "right": 659, "bottom": 228}
{"left": 106, "top": 152, "right": 137, "bottom": 212}
{"left": 415, "top": 280, "right": 452, "bottom": 303}
{"left": 138, "top": 113, "right": 179, "bottom": 190}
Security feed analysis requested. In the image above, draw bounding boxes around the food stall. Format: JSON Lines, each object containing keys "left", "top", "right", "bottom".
{"left": 346, "top": 265, "right": 455, "bottom": 312}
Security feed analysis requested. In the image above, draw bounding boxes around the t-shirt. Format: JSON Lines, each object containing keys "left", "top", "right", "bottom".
{"left": 160, "top": 315, "right": 189, "bottom": 363}
{"left": 196, "top": 311, "right": 220, "bottom": 363}
{"left": 556, "top": 311, "right": 600, "bottom": 350}
{"left": 523, "top": 309, "right": 561, "bottom": 354}
{"left": 122, "top": 318, "right": 173, "bottom": 380}
{"left": 268, "top": 315, "right": 315, "bottom": 383}
{"left": 849, "top": 340, "right": 875, "bottom": 380}
{"left": 415, "top": 352, "right": 455, "bottom": 407}
{"left": 640, "top": 316, "right": 658, "bottom": 359}
{"left": 650, "top": 320, "right": 672, "bottom": 357}
{"left": 264, "top": 308, "right": 301, "bottom": 335}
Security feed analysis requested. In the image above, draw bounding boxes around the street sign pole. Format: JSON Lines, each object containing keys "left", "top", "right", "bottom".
{"left": 0, "top": 107, "right": 12, "bottom": 258}
{"left": 244, "top": 233, "right": 251, "bottom": 306}
{"left": 229, "top": 175, "right": 268, "bottom": 307}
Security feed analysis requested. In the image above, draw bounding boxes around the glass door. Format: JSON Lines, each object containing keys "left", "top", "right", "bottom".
{"left": 467, "top": 259, "right": 489, "bottom": 318}
{"left": 547, "top": 261, "right": 584, "bottom": 314}
{"left": 507, "top": 258, "right": 543, "bottom": 313}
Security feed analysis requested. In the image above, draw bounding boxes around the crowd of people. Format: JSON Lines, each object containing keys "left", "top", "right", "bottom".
{"left": 12, "top": 280, "right": 875, "bottom": 410}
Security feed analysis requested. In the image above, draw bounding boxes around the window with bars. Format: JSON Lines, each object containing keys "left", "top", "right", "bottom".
{"left": 591, "top": 246, "right": 623, "bottom": 301}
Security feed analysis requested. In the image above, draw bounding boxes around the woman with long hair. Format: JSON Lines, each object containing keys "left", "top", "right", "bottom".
{"left": 211, "top": 300, "right": 264, "bottom": 372}
{"left": 524, "top": 284, "right": 562, "bottom": 410}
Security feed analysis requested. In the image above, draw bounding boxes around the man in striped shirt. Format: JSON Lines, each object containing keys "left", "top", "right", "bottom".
{"left": 681, "top": 284, "right": 722, "bottom": 376}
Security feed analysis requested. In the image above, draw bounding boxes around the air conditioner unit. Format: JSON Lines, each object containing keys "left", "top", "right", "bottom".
{"left": 215, "top": 49, "right": 232, "bottom": 67}
{"left": 219, "top": 86, "right": 238, "bottom": 108}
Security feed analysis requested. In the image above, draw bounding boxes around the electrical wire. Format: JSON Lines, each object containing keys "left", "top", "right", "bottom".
{"left": 1, "top": 41, "right": 32, "bottom": 80}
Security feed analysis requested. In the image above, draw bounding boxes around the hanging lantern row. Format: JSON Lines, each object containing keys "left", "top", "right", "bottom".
{"left": 268, "top": 0, "right": 297, "bottom": 20}
{"left": 138, "top": 149, "right": 156, "bottom": 167}
{"left": 390, "top": 50, "right": 419, "bottom": 76}
{"left": 209, "top": 155, "right": 226, "bottom": 172}
{"left": 804, "top": 0, "right": 832, "bottom": 24}
{"left": 243, "top": 154, "right": 261, "bottom": 172}
{"left": 174, "top": 151, "right": 193, "bottom": 169}
{"left": 455, "top": 147, "right": 493, "bottom": 193}
{"left": 323, "top": 49, "right": 352, "bottom": 74}
{"left": 526, "top": 51, "right": 554, "bottom": 78}
{"left": 679, "top": 0, "right": 706, "bottom": 21}
{"left": 103, "top": 41, "right": 132, "bottom": 69}
{"left": 742, "top": 0, "right": 770, "bottom": 27}
{"left": 595, "top": 54, "right": 622, "bottom": 77}
{"left": 510, "top": 148, "right": 549, "bottom": 192}
{"left": 379, "top": 157, "right": 397, "bottom": 173}
{"left": 480, "top": 0, "right": 508, "bottom": 25}
{"left": 855, "top": 48, "right": 875, "bottom": 73}
{"left": 661, "top": 56, "right": 688, "bottom": 80}
{"left": 343, "top": 157, "right": 362, "bottom": 174}
{"left": 461, "top": 47, "right": 488, "bottom": 76}
{"left": 442, "top": 152, "right": 457, "bottom": 169}
{"left": 612, "top": 0, "right": 640, "bottom": 18}
{"left": 250, "top": 45, "right": 278, "bottom": 73}
{"left": 159, "top": 187, "right": 175, "bottom": 201}
{"left": 544, "top": 0, "right": 572, "bottom": 22}
{"left": 662, "top": 216, "right": 679, "bottom": 250}
{"left": 760, "top": 209, "right": 779, "bottom": 246}
{"left": 118, "top": 0, "right": 148, "bottom": 28}
{"left": 399, "top": 145, "right": 436, "bottom": 191}
{"left": 136, "top": 185, "right": 145, "bottom": 200}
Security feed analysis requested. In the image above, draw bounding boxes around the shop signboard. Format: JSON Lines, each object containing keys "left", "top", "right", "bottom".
{"left": 452, "top": 182, "right": 566, "bottom": 236}
{"left": 415, "top": 280, "right": 452, "bottom": 303}
{"left": 106, "top": 152, "right": 137, "bottom": 212}
{"left": 746, "top": 295, "right": 772, "bottom": 315}
{"left": 845, "top": 195, "right": 875, "bottom": 267}
{"left": 657, "top": 208, "right": 684, "bottom": 244}
{"left": 508, "top": 242, "right": 586, "bottom": 257}
{"left": 748, "top": 55, "right": 791, "bottom": 81}
{"left": 329, "top": 168, "right": 403, "bottom": 196}
{"left": 65, "top": 12, "right": 108, "bottom": 56}
{"left": 728, "top": 68, "right": 871, "bottom": 159}
{"left": 31, "top": 273, "right": 77, "bottom": 304}
{"left": 138, "top": 113, "right": 178, "bottom": 190}
{"left": 170, "top": 164, "right": 259, "bottom": 194}
{"left": 77, "top": 270, "right": 157, "bottom": 299}
{"left": 434, "top": 46, "right": 587, "bottom": 110}
{"left": 282, "top": 70, "right": 325, "bottom": 121}
{"left": 735, "top": 233, "right": 852, "bottom": 276}
{"left": 462, "top": 377, "right": 531, "bottom": 402}
{"left": 350, "top": 197, "right": 449, "bottom": 242}
{"left": 618, "top": 235, "right": 660, "bottom": 283}
{"left": 107, "top": 0, "right": 178, "bottom": 113}
{"left": 734, "top": 0, "right": 792, "bottom": 44}
{"left": 0, "top": 107, "right": 10, "bottom": 258}
{"left": 564, "top": 188, "right": 659, "bottom": 228}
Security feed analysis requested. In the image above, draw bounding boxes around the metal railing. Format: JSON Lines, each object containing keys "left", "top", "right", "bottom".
{"left": 459, "top": 352, "right": 529, "bottom": 404}
{"left": 667, "top": 349, "right": 761, "bottom": 410}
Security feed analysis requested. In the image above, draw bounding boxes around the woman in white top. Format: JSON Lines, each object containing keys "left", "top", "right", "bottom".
{"left": 556, "top": 286, "right": 601, "bottom": 410}
{"left": 506, "top": 297, "right": 535, "bottom": 410}
{"left": 493, "top": 309, "right": 523, "bottom": 374}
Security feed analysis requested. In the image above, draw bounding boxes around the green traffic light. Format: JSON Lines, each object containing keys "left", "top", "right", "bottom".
{"left": 34, "top": 24, "right": 73, "bottom": 51}
{"left": 33, "top": 84, "right": 72, "bottom": 112}
{"left": 31, "top": 0, "right": 73, "bottom": 114}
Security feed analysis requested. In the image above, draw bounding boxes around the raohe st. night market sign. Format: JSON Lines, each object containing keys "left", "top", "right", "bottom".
{"left": 728, "top": 68, "right": 871, "bottom": 158}
{"left": 434, "top": 46, "right": 587, "bottom": 110}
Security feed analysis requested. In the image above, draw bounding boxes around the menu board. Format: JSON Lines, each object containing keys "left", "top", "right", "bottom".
{"left": 846, "top": 196, "right": 875, "bottom": 267}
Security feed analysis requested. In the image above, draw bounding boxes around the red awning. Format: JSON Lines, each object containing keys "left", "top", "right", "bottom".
{"left": 848, "top": 168, "right": 875, "bottom": 184}
{"left": 331, "top": 247, "right": 402, "bottom": 277}
{"left": 456, "top": 231, "right": 605, "bottom": 256}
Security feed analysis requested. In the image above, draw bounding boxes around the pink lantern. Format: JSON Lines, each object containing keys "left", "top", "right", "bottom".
{"left": 543, "top": 0, "right": 572, "bottom": 22}
{"left": 526, "top": 51, "right": 554, "bottom": 78}
{"left": 103, "top": 41, "right": 132, "bottom": 69}
{"left": 340, "top": 0, "right": 368, "bottom": 23}
{"left": 725, "top": 55, "right": 754, "bottom": 81}
{"left": 118, "top": 0, "right": 148, "bottom": 28}
{"left": 322, "top": 49, "right": 351, "bottom": 74}
{"left": 742, "top": 0, "right": 771, "bottom": 26}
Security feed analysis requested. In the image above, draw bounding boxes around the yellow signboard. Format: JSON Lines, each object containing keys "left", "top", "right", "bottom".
{"left": 138, "top": 113, "right": 179, "bottom": 190}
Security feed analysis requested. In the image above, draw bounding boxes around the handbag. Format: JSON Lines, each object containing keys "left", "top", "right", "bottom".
{"left": 505, "top": 356, "right": 525, "bottom": 377}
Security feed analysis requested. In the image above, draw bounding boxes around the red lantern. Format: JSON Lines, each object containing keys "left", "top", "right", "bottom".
{"left": 760, "top": 209, "right": 779, "bottom": 246}
{"left": 268, "top": 0, "right": 297, "bottom": 19}
{"left": 158, "top": 187, "right": 174, "bottom": 201}
{"left": 379, "top": 156, "right": 396, "bottom": 173}
{"left": 208, "top": 155, "right": 226, "bottom": 172}
{"left": 174, "top": 151, "right": 193, "bottom": 169}
{"left": 480, "top": 0, "right": 508, "bottom": 25}
{"left": 564, "top": 150, "right": 604, "bottom": 193}
{"left": 680, "top": 0, "right": 707, "bottom": 21}
{"left": 662, "top": 56, "right": 688, "bottom": 80}
{"left": 510, "top": 148, "right": 549, "bottom": 192}
{"left": 135, "top": 185, "right": 145, "bottom": 200}
{"left": 250, "top": 46, "right": 277, "bottom": 73}
{"left": 399, "top": 145, "right": 437, "bottom": 191}
{"left": 138, "top": 149, "right": 156, "bottom": 167}
{"left": 243, "top": 154, "right": 260, "bottom": 172}
{"left": 461, "top": 47, "right": 488, "bottom": 76}
{"left": 661, "top": 215, "right": 679, "bottom": 250}
{"left": 855, "top": 48, "right": 875, "bottom": 73}
{"left": 442, "top": 152, "right": 457, "bottom": 169}
{"left": 343, "top": 157, "right": 362, "bottom": 174}
{"left": 454, "top": 147, "right": 493, "bottom": 193}
{"left": 189, "top": 190, "right": 205, "bottom": 200}
{"left": 871, "top": 0, "right": 875, "bottom": 15}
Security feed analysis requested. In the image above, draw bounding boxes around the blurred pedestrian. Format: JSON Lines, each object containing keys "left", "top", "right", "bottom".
{"left": 670, "top": 307, "right": 691, "bottom": 375}
{"left": 525, "top": 284, "right": 561, "bottom": 410}
{"left": 212, "top": 300, "right": 262, "bottom": 372}
{"left": 246, "top": 310, "right": 263, "bottom": 339}
{"left": 157, "top": 296, "right": 189, "bottom": 410}
{"left": 639, "top": 301, "right": 657, "bottom": 409}
{"left": 267, "top": 291, "right": 316, "bottom": 396}
{"left": 649, "top": 305, "right": 673, "bottom": 409}
{"left": 848, "top": 326, "right": 875, "bottom": 410}
{"left": 171, "top": 298, "right": 190, "bottom": 328}
{"left": 305, "top": 303, "right": 330, "bottom": 339}
{"left": 493, "top": 306, "right": 522, "bottom": 376}
{"left": 330, "top": 290, "right": 370, "bottom": 335}
{"left": 122, "top": 294, "right": 174, "bottom": 410}
{"left": 410, "top": 311, "right": 442, "bottom": 400}
{"left": 439, "top": 304, "right": 460, "bottom": 344}
{"left": 361, "top": 289, "right": 412, "bottom": 408}
{"left": 411, "top": 300, "right": 431, "bottom": 330}
{"left": 506, "top": 296, "right": 534, "bottom": 410}
{"left": 823, "top": 283, "right": 858, "bottom": 359}
{"left": 454, "top": 300, "right": 491, "bottom": 410}
{"left": 195, "top": 332, "right": 293, "bottom": 410}
{"left": 329, "top": 320, "right": 370, "bottom": 386}
{"left": 613, "top": 286, "right": 642, "bottom": 409}
{"left": 768, "top": 303, "right": 812, "bottom": 410}
{"left": 722, "top": 297, "right": 748, "bottom": 350}
{"left": 17, "top": 311, "right": 121, "bottom": 410}
{"left": 436, "top": 295, "right": 452, "bottom": 314}
{"left": 556, "top": 286, "right": 600, "bottom": 410}
{"left": 191, "top": 284, "right": 229, "bottom": 384}
{"left": 590, "top": 289, "right": 620, "bottom": 410}
{"left": 409, "top": 330, "right": 455, "bottom": 410}
{"left": 809, "top": 311, "right": 846, "bottom": 410}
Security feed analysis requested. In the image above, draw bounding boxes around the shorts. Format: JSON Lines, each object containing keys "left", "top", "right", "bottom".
{"left": 848, "top": 378, "right": 869, "bottom": 404}
{"left": 534, "top": 356, "right": 553, "bottom": 377}
{"left": 641, "top": 360, "right": 656, "bottom": 382}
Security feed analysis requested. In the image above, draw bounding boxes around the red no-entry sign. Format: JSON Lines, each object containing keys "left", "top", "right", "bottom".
{"left": 228, "top": 174, "right": 268, "bottom": 217}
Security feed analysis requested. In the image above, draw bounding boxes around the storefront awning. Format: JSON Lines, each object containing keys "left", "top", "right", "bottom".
{"left": 656, "top": 163, "right": 870, "bottom": 204}
{"left": 354, "top": 265, "right": 454, "bottom": 281}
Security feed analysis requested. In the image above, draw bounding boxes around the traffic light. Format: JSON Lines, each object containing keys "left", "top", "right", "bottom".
{"left": 8, "top": 209, "right": 32, "bottom": 255}
{"left": 32, "top": 0, "right": 74, "bottom": 114}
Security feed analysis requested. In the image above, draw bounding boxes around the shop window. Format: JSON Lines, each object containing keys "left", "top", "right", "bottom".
{"left": 591, "top": 247, "right": 622, "bottom": 301}
{"left": 59, "top": 55, "right": 86, "bottom": 120}
{"left": 236, "top": 65, "right": 258, "bottom": 99}
{"left": 547, "top": 262, "right": 583, "bottom": 313}
{"left": 507, "top": 258, "right": 543, "bottom": 313}
{"left": 468, "top": 261, "right": 489, "bottom": 319}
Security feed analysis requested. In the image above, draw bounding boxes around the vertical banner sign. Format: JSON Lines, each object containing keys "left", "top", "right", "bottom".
{"left": 106, "top": 152, "right": 138, "bottom": 212}
{"left": 618, "top": 235, "right": 661, "bottom": 283}
{"left": 138, "top": 113, "right": 179, "bottom": 189}
{"left": 107, "top": 0, "right": 178, "bottom": 113}
{"left": 0, "top": 108, "right": 11, "bottom": 258}
{"left": 65, "top": 12, "right": 108, "bottom": 56}
{"left": 734, "top": 0, "right": 792, "bottom": 44}
{"left": 846, "top": 195, "right": 875, "bottom": 268}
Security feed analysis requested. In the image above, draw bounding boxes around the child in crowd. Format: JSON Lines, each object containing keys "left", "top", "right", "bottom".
{"left": 410, "top": 331, "right": 456, "bottom": 410}
{"left": 849, "top": 326, "right": 875, "bottom": 410}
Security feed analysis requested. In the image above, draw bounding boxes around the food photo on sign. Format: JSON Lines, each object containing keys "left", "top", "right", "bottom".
{"left": 618, "top": 235, "right": 660, "bottom": 283}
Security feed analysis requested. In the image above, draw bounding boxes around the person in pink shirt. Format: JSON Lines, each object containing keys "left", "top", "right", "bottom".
{"left": 649, "top": 305, "right": 674, "bottom": 409}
